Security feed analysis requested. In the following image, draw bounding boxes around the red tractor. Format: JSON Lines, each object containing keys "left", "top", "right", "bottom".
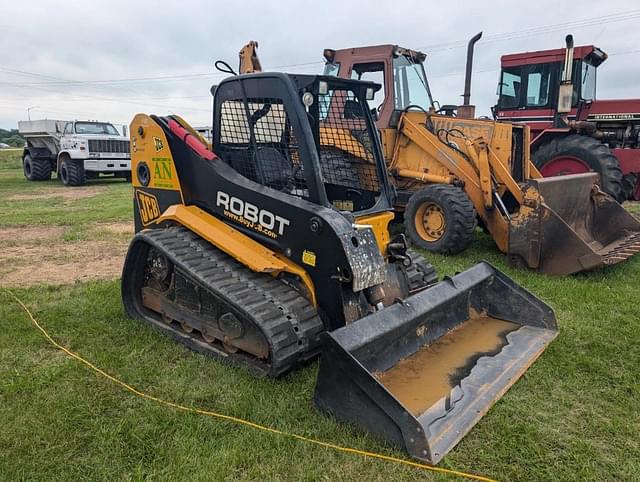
{"left": 494, "top": 35, "right": 640, "bottom": 202}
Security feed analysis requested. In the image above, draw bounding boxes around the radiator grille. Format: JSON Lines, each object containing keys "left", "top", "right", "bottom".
{"left": 88, "top": 139, "right": 130, "bottom": 154}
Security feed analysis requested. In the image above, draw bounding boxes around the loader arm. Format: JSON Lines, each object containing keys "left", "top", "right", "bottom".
{"left": 392, "top": 112, "right": 640, "bottom": 273}
{"left": 395, "top": 113, "right": 513, "bottom": 252}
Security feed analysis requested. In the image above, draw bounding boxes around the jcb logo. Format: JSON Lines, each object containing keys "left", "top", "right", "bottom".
{"left": 153, "top": 137, "right": 164, "bottom": 152}
{"left": 136, "top": 190, "right": 161, "bottom": 225}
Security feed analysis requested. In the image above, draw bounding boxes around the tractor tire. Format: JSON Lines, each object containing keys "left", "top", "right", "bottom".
{"left": 532, "top": 134, "right": 624, "bottom": 202}
{"left": 23, "top": 154, "right": 52, "bottom": 181}
{"left": 404, "top": 184, "right": 476, "bottom": 254}
{"left": 58, "top": 157, "right": 86, "bottom": 186}
{"left": 622, "top": 173, "right": 639, "bottom": 201}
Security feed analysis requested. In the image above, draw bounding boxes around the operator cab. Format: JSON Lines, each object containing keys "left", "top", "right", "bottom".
{"left": 495, "top": 45, "right": 607, "bottom": 113}
{"left": 323, "top": 45, "right": 436, "bottom": 128}
{"left": 212, "top": 73, "right": 393, "bottom": 215}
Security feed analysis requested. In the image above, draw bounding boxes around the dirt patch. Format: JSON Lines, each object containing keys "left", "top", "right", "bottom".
{"left": 94, "top": 221, "right": 133, "bottom": 235}
{"left": 0, "top": 239, "right": 129, "bottom": 287}
{"left": 8, "top": 185, "right": 106, "bottom": 203}
{"left": 0, "top": 225, "right": 65, "bottom": 243}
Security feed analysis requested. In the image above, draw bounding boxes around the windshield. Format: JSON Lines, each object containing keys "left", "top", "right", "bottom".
{"left": 581, "top": 62, "right": 596, "bottom": 101}
{"left": 74, "top": 122, "right": 119, "bottom": 135}
{"left": 323, "top": 62, "right": 340, "bottom": 77}
{"left": 392, "top": 55, "right": 434, "bottom": 110}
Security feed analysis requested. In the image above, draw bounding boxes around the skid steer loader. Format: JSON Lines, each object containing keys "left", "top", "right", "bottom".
{"left": 324, "top": 37, "right": 640, "bottom": 275}
{"left": 122, "top": 73, "right": 558, "bottom": 464}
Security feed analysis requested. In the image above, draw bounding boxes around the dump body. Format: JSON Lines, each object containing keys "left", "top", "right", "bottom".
{"left": 315, "top": 262, "right": 558, "bottom": 464}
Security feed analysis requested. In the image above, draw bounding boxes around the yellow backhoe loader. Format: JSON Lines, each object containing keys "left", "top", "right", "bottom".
{"left": 323, "top": 35, "right": 640, "bottom": 275}
{"left": 122, "top": 72, "right": 557, "bottom": 464}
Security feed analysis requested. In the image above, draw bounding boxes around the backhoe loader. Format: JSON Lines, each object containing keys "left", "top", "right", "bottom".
{"left": 122, "top": 73, "right": 558, "bottom": 464}
{"left": 324, "top": 36, "right": 640, "bottom": 275}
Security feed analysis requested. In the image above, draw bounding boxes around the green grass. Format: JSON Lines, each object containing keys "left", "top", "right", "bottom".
{"left": 1, "top": 165, "right": 640, "bottom": 481}
{"left": 0, "top": 148, "right": 22, "bottom": 170}
{"left": 0, "top": 163, "right": 131, "bottom": 227}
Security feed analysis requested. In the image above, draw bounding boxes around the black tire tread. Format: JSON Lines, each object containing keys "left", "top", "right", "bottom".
{"left": 533, "top": 134, "right": 624, "bottom": 202}
{"left": 60, "top": 158, "right": 86, "bottom": 186}
{"left": 405, "top": 184, "right": 477, "bottom": 254}
{"left": 23, "top": 154, "right": 52, "bottom": 181}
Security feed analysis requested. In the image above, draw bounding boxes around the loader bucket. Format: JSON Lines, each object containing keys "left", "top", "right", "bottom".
{"left": 508, "top": 172, "right": 640, "bottom": 275}
{"left": 313, "top": 262, "right": 557, "bottom": 464}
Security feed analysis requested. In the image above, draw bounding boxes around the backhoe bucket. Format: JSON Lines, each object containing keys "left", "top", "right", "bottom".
{"left": 508, "top": 173, "right": 640, "bottom": 275}
{"left": 314, "top": 262, "right": 557, "bottom": 464}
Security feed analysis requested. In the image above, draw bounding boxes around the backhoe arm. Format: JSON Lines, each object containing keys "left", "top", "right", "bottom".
{"left": 239, "top": 41, "right": 262, "bottom": 74}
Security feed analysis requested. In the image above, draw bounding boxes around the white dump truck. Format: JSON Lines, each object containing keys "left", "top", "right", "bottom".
{"left": 18, "top": 119, "right": 131, "bottom": 186}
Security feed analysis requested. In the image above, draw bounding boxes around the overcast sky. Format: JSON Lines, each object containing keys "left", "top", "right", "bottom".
{"left": 1, "top": 1, "right": 639, "bottom": 130}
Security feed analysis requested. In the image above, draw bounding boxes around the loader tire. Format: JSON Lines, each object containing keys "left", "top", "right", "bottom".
{"left": 405, "top": 185, "right": 476, "bottom": 254}
{"left": 59, "top": 157, "right": 86, "bottom": 186}
{"left": 23, "top": 154, "right": 52, "bottom": 181}
{"left": 533, "top": 134, "right": 624, "bottom": 202}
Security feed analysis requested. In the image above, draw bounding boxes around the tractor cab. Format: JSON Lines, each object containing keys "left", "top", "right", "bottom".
{"left": 495, "top": 43, "right": 607, "bottom": 130}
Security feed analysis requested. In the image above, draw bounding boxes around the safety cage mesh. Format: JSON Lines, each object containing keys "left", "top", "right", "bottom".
{"left": 316, "top": 88, "right": 381, "bottom": 211}
{"left": 215, "top": 88, "right": 381, "bottom": 212}
{"left": 216, "top": 97, "right": 309, "bottom": 197}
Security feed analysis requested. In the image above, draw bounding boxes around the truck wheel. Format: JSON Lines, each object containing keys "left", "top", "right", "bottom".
{"left": 59, "top": 158, "right": 86, "bottom": 186}
{"left": 404, "top": 185, "right": 476, "bottom": 254}
{"left": 533, "top": 135, "right": 624, "bottom": 202}
{"left": 23, "top": 154, "right": 52, "bottom": 181}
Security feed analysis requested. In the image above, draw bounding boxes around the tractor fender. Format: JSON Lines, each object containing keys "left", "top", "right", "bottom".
{"left": 530, "top": 128, "right": 572, "bottom": 152}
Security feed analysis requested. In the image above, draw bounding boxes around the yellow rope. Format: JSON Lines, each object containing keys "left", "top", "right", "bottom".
{"left": 5, "top": 290, "right": 496, "bottom": 482}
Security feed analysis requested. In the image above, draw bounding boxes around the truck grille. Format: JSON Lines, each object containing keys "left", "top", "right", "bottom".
{"left": 88, "top": 139, "right": 130, "bottom": 154}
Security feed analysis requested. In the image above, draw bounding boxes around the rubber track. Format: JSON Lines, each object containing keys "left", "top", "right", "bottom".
{"left": 133, "top": 226, "right": 324, "bottom": 377}
{"left": 405, "top": 249, "right": 438, "bottom": 292}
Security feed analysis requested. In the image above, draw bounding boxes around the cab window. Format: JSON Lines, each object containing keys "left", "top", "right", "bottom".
{"left": 525, "top": 63, "right": 552, "bottom": 107}
{"left": 350, "top": 62, "right": 385, "bottom": 111}
{"left": 498, "top": 67, "right": 522, "bottom": 109}
{"left": 63, "top": 123, "right": 74, "bottom": 135}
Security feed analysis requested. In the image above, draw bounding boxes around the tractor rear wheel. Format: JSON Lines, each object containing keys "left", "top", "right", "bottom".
{"left": 622, "top": 173, "right": 639, "bottom": 201}
{"left": 533, "top": 134, "right": 624, "bottom": 202}
{"left": 23, "top": 154, "right": 52, "bottom": 181}
{"left": 404, "top": 185, "right": 476, "bottom": 254}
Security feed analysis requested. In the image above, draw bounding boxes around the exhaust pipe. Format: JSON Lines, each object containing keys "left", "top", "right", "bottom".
{"left": 458, "top": 32, "right": 482, "bottom": 119}
{"left": 556, "top": 34, "right": 575, "bottom": 118}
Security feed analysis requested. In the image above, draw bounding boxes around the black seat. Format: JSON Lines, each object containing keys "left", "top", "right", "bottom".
{"left": 253, "top": 146, "right": 292, "bottom": 191}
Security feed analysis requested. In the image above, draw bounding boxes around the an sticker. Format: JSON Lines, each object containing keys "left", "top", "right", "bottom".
{"left": 153, "top": 137, "right": 164, "bottom": 152}
{"left": 302, "top": 250, "right": 316, "bottom": 267}
{"left": 136, "top": 190, "right": 161, "bottom": 225}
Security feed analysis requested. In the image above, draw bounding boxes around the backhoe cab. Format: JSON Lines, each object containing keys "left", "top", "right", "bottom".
{"left": 123, "top": 72, "right": 558, "bottom": 464}
{"left": 324, "top": 38, "right": 640, "bottom": 275}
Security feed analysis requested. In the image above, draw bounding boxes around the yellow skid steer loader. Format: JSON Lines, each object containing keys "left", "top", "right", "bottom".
{"left": 122, "top": 73, "right": 557, "bottom": 464}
